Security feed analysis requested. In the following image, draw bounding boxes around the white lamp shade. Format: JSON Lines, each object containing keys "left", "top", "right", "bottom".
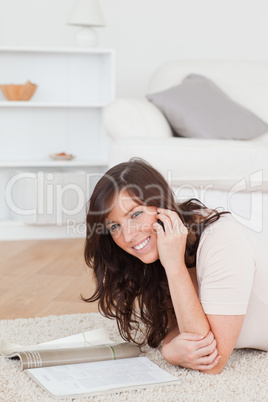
{"left": 68, "top": 0, "right": 106, "bottom": 27}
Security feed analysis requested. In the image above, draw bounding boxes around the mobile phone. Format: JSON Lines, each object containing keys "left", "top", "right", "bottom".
{"left": 157, "top": 213, "right": 165, "bottom": 232}
{"left": 157, "top": 219, "right": 165, "bottom": 231}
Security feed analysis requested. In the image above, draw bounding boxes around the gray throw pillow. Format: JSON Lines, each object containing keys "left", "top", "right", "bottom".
{"left": 146, "top": 74, "right": 268, "bottom": 140}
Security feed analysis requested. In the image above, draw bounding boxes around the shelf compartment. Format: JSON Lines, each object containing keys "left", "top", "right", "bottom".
{"left": 0, "top": 107, "right": 110, "bottom": 162}
{"left": 0, "top": 49, "right": 115, "bottom": 105}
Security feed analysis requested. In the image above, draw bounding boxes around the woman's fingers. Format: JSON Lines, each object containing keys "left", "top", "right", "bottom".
{"left": 157, "top": 208, "right": 183, "bottom": 225}
{"left": 180, "top": 331, "right": 218, "bottom": 361}
{"left": 198, "top": 348, "right": 219, "bottom": 366}
{"left": 155, "top": 212, "right": 173, "bottom": 232}
{"left": 162, "top": 331, "right": 221, "bottom": 371}
{"left": 153, "top": 221, "right": 166, "bottom": 237}
{"left": 195, "top": 331, "right": 215, "bottom": 349}
{"left": 157, "top": 208, "right": 180, "bottom": 219}
{"left": 196, "top": 339, "right": 217, "bottom": 358}
{"left": 155, "top": 212, "right": 181, "bottom": 234}
{"left": 156, "top": 208, "right": 188, "bottom": 236}
{"left": 196, "top": 354, "right": 221, "bottom": 371}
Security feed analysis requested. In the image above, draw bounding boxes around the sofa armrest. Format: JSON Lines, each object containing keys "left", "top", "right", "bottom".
{"left": 103, "top": 98, "right": 172, "bottom": 139}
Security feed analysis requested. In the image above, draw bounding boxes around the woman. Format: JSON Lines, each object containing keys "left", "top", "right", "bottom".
{"left": 83, "top": 158, "right": 268, "bottom": 374}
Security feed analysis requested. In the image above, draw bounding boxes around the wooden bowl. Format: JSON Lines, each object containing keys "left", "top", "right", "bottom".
{"left": 0, "top": 81, "right": 38, "bottom": 101}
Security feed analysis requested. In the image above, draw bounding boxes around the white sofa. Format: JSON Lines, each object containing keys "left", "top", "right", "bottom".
{"left": 103, "top": 60, "right": 268, "bottom": 243}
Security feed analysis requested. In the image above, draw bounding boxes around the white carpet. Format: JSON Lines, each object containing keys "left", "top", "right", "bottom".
{"left": 1, "top": 313, "right": 268, "bottom": 401}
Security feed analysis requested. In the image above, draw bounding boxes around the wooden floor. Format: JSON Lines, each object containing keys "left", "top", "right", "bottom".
{"left": 0, "top": 239, "right": 99, "bottom": 320}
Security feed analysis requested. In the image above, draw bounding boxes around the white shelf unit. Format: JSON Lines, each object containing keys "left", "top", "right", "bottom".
{"left": 0, "top": 47, "right": 115, "bottom": 240}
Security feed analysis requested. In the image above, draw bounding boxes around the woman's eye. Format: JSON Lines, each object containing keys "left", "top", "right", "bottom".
{"left": 110, "top": 224, "right": 119, "bottom": 232}
{"left": 131, "top": 211, "right": 142, "bottom": 219}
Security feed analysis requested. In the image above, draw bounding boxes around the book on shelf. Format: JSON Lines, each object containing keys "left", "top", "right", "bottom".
{"left": 0, "top": 327, "right": 180, "bottom": 399}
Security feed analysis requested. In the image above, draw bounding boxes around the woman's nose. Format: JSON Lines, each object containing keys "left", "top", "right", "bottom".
{"left": 122, "top": 222, "right": 138, "bottom": 242}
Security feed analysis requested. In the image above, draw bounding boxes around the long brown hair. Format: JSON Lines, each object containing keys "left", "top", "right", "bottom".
{"left": 83, "top": 158, "right": 229, "bottom": 347}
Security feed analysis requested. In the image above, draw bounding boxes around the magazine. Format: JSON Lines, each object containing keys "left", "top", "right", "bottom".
{"left": 1, "top": 327, "right": 180, "bottom": 399}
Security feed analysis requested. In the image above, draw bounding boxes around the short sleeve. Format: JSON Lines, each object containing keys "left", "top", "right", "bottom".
{"left": 196, "top": 216, "right": 256, "bottom": 315}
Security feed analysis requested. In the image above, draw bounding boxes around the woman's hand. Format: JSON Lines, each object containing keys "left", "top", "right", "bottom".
{"left": 162, "top": 331, "right": 221, "bottom": 371}
{"left": 153, "top": 208, "right": 188, "bottom": 271}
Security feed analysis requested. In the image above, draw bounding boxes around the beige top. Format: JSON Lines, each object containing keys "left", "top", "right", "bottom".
{"left": 196, "top": 214, "right": 268, "bottom": 350}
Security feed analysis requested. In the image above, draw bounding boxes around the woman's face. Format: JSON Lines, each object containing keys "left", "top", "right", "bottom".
{"left": 106, "top": 191, "right": 159, "bottom": 264}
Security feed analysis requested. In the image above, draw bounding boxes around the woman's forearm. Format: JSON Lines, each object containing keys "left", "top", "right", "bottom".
{"left": 166, "top": 264, "right": 210, "bottom": 336}
{"left": 154, "top": 208, "right": 210, "bottom": 336}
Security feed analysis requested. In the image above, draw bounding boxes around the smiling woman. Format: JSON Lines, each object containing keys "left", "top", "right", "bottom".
{"left": 106, "top": 192, "right": 160, "bottom": 264}
{"left": 82, "top": 158, "right": 268, "bottom": 374}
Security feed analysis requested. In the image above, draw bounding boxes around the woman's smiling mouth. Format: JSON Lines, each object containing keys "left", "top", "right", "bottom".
{"left": 133, "top": 236, "right": 151, "bottom": 251}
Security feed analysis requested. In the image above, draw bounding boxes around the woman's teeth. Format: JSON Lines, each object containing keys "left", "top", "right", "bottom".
{"left": 134, "top": 237, "right": 150, "bottom": 250}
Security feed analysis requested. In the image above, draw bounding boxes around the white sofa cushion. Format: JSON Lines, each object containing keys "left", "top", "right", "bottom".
{"left": 103, "top": 98, "right": 172, "bottom": 139}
